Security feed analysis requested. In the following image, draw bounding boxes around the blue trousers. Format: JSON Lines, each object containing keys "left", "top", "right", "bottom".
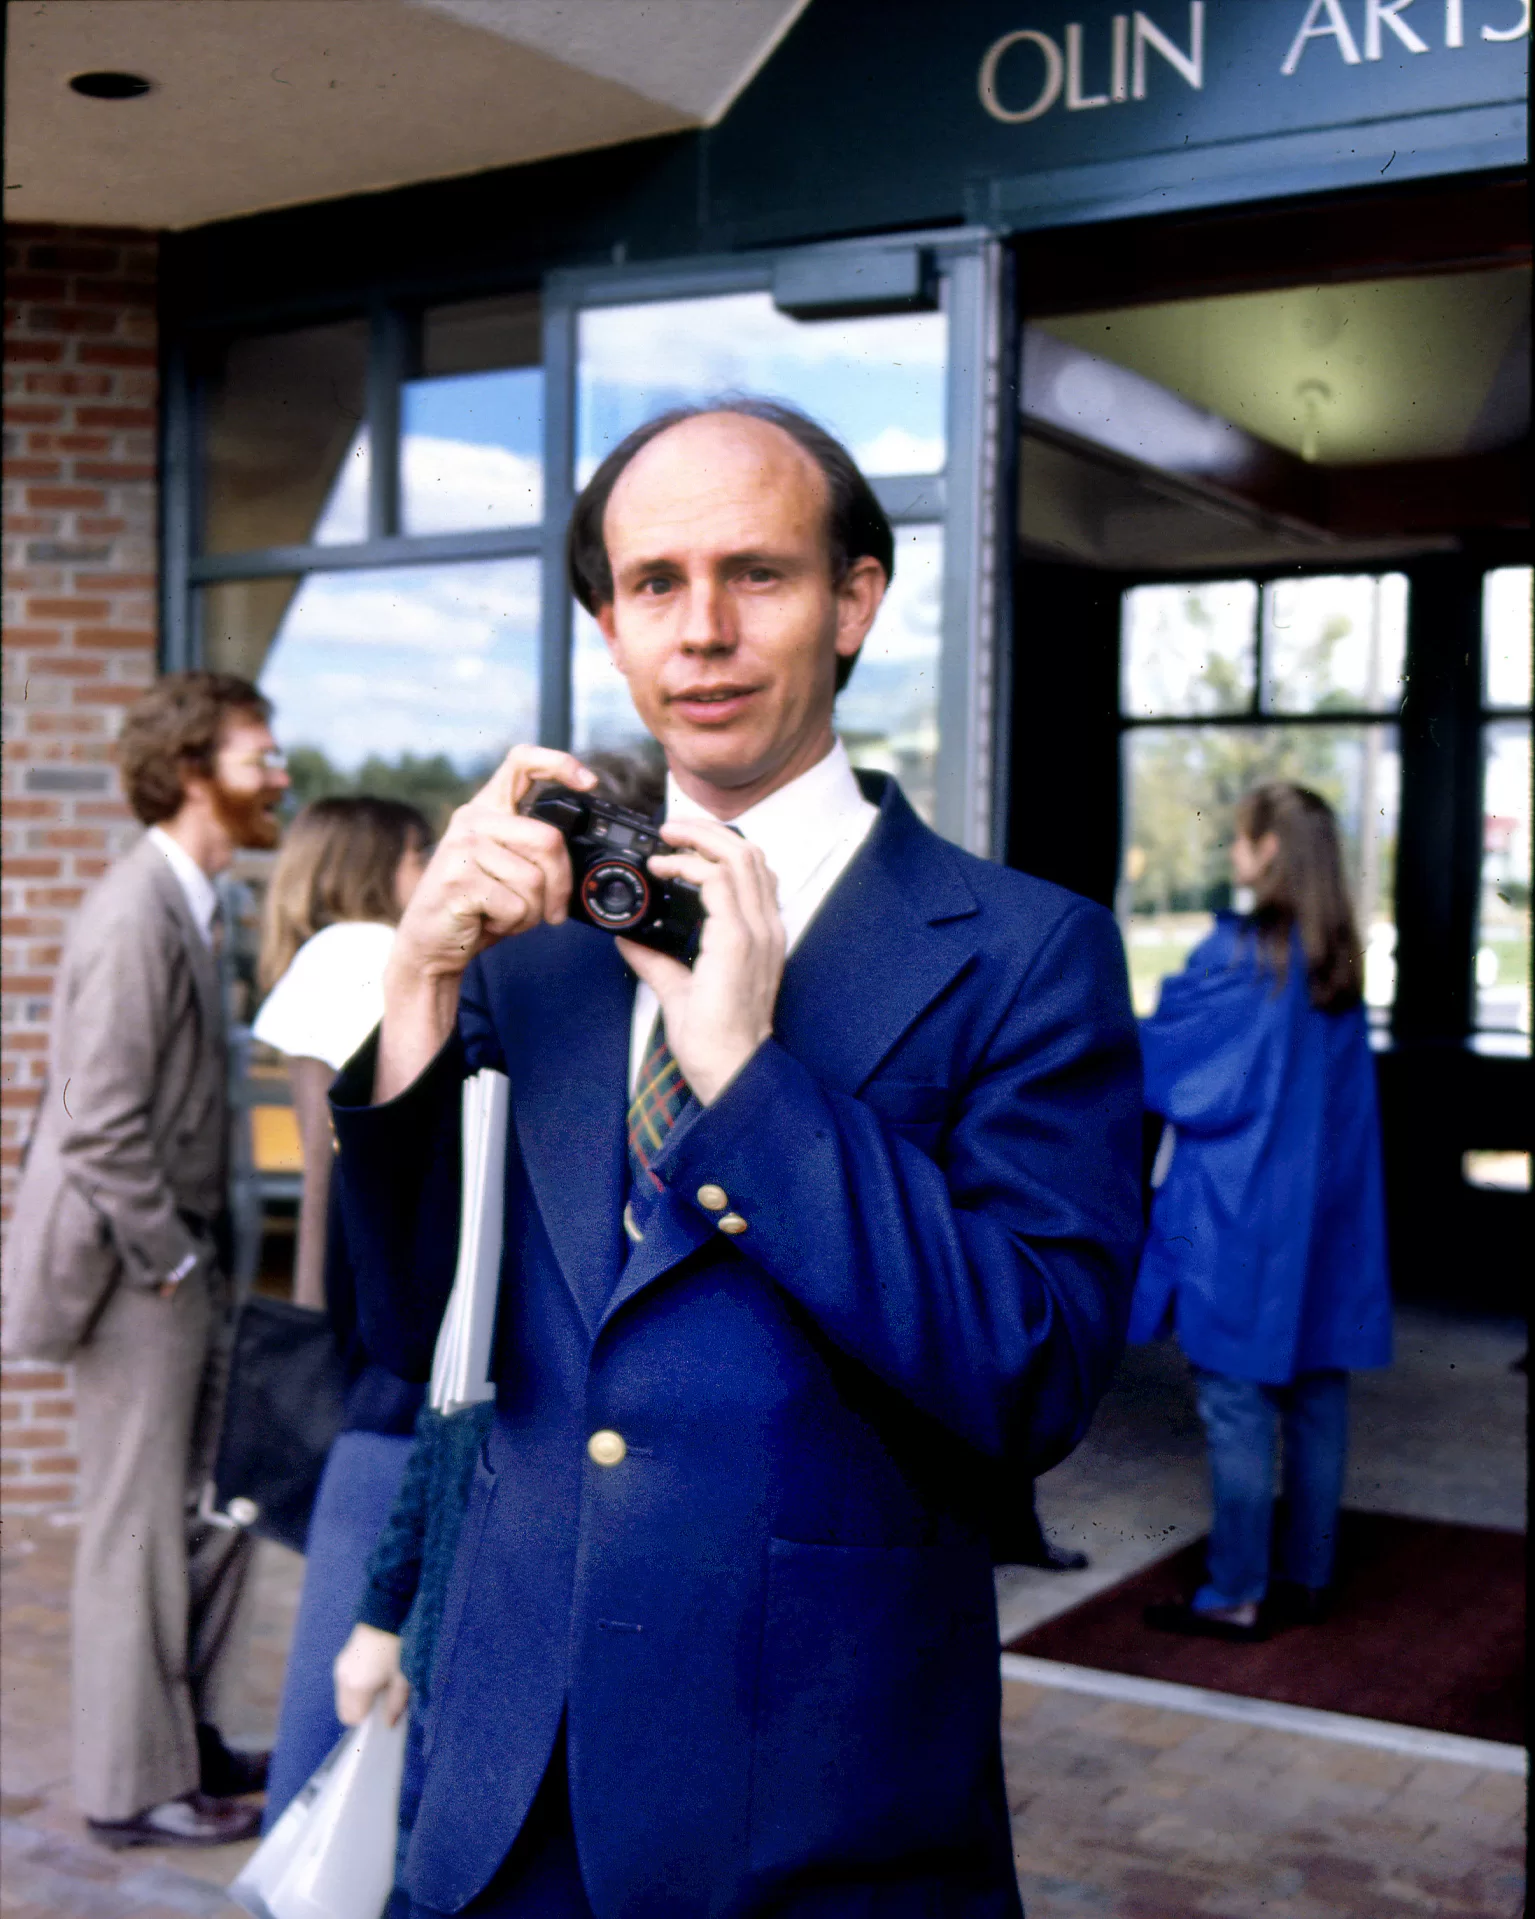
{"left": 264, "top": 1430, "right": 414, "bottom": 1828}
{"left": 1193, "top": 1368, "right": 1349, "bottom": 1612}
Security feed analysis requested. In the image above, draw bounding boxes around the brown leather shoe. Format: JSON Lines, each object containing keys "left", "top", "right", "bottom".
{"left": 197, "top": 1722, "right": 270, "bottom": 1796}
{"left": 86, "top": 1791, "right": 263, "bottom": 1850}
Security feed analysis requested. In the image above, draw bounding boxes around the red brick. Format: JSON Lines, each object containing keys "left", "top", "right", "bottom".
{"left": 77, "top": 344, "right": 157, "bottom": 369}
{"left": 3, "top": 459, "right": 64, "bottom": 480}
{"left": 5, "top": 1426, "right": 68, "bottom": 1449}
{"left": 3, "top": 341, "right": 65, "bottom": 365}
{"left": 24, "top": 243, "right": 119, "bottom": 273}
{"left": 73, "top": 462, "right": 156, "bottom": 483}
{"left": 71, "top": 686, "right": 146, "bottom": 708}
{"left": 30, "top": 1455, "right": 79, "bottom": 1476}
{"left": 25, "top": 305, "right": 119, "bottom": 336}
{"left": 28, "top": 1399, "right": 76, "bottom": 1419}
{"left": 4, "top": 275, "right": 69, "bottom": 302}
{"left": 23, "top": 598, "right": 111, "bottom": 620}
{"left": 25, "top": 486, "right": 107, "bottom": 509}
{"left": 73, "top": 278, "right": 156, "bottom": 308}
{"left": 4, "top": 403, "right": 66, "bottom": 425}
{"left": 74, "top": 408, "right": 155, "bottom": 431}
{"left": 73, "top": 627, "right": 155, "bottom": 650}
{"left": 15, "top": 657, "right": 106, "bottom": 678}
{"left": 0, "top": 1479, "right": 77, "bottom": 1505}
{"left": 24, "top": 371, "right": 113, "bottom": 398}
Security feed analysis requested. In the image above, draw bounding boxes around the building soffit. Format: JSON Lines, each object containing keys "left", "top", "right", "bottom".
{"left": 3, "top": 0, "right": 811, "bottom": 231}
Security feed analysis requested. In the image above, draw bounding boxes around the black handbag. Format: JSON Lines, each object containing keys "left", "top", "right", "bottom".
{"left": 212, "top": 1294, "right": 348, "bottom": 1554}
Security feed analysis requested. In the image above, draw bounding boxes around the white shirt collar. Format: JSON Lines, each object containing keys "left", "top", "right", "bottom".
{"left": 148, "top": 827, "right": 219, "bottom": 948}
{"left": 663, "top": 738, "right": 875, "bottom": 920}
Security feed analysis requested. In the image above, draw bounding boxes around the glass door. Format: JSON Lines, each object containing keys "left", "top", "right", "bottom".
{"left": 538, "top": 233, "right": 1004, "bottom": 854}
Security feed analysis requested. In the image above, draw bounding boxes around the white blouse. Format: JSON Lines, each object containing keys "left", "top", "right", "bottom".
{"left": 253, "top": 920, "right": 396, "bottom": 1072}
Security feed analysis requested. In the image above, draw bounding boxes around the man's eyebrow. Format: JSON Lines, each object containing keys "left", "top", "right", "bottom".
{"left": 617, "top": 547, "right": 803, "bottom": 580}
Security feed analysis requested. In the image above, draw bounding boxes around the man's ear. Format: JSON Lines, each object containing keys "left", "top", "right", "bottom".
{"left": 595, "top": 602, "right": 622, "bottom": 660}
{"left": 834, "top": 557, "right": 887, "bottom": 665}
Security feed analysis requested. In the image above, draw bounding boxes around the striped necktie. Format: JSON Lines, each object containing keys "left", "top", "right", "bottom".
{"left": 627, "top": 1016, "right": 690, "bottom": 1194}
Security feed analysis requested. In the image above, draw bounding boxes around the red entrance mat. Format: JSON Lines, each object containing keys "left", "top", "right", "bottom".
{"left": 1004, "top": 1509, "right": 1525, "bottom": 1746}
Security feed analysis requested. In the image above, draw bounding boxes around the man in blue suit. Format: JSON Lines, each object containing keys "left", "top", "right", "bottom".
{"left": 332, "top": 399, "right": 1143, "bottom": 1917}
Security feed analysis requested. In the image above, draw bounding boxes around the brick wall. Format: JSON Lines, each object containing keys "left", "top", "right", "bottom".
{"left": 2, "top": 224, "right": 160, "bottom": 1511}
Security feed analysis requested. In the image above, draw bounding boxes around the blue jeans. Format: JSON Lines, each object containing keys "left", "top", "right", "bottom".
{"left": 263, "top": 1430, "right": 414, "bottom": 1828}
{"left": 1193, "top": 1369, "right": 1349, "bottom": 1612}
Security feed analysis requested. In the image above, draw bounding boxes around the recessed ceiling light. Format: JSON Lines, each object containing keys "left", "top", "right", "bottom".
{"left": 69, "top": 71, "right": 154, "bottom": 100}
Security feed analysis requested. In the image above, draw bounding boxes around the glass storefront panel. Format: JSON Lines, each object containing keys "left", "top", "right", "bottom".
{"left": 401, "top": 294, "right": 544, "bottom": 535}
{"left": 202, "top": 558, "right": 540, "bottom": 826}
{"left": 1120, "top": 581, "right": 1258, "bottom": 719}
{"left": 1476, "top": 719, "right": 1531, "bottom": 1049}
{"left": 572, "top": 524, "right": 946, "bottom": 827}
{"left": 836, "top": 523, "right": 943, "bottom": 826}
{"left": 1484, "top": 565, "right": 1533, "bottom": 711}
{"left": 1121, "top": 723, "right": 1400, "bottom": 1020}
{"left": 202, "top": 320, "right": 370, "bottom": 553}
{"left": 1263, "top": 573, "right": 1408, "bottom": 714}
{"left": 576, "top": 291, "right": 947, "bottom": 485}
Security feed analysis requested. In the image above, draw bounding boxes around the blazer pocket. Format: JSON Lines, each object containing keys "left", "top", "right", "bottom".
{"left": 748, "top": 1537, "right": 998, "bottom": 1879}
{"left": 6, "top": 1178, "right": 121, "bottom": 1363}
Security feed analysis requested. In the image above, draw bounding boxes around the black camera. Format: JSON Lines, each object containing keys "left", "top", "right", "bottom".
{"left": 523, "top": 784, "right": 703, "bottom": 965}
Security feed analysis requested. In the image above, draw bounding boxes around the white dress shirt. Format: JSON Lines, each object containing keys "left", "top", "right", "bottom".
{"left": 627, "top": 739, "right": 877, "bottom": 1093}
{"left": 148, "top": 826, "right": 219, "bottom": 949}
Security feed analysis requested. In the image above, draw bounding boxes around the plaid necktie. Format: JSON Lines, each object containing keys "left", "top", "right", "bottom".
{"left": 627, "top": 1016, "right": 690, "bottom": 1193}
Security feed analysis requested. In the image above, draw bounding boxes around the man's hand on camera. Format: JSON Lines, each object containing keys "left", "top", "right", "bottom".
{"left": 618, "top": 820, "right": 786, "bottom": 1106}
{"left": 376, "top": 745, "right": 597, "bottom": 1101}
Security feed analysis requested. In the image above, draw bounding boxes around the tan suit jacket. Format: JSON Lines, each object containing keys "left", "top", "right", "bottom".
{"left": 4, "top": 833, "right": 228, "bottom": 1362}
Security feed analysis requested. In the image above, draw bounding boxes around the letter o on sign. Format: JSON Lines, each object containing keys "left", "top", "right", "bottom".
{"left": 978, "top": 29, "right": 1065, "bottom": 124}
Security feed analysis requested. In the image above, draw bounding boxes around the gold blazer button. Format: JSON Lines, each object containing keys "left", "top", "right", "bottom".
{"left": 696, "top": 1184, "right": 728, "bottom": 1212}
{"left": 587, "top": 1429, "right": 627, "bottom": 1467}
{"left": 717, "top": 1213, "right": 748, "bottom": 1236}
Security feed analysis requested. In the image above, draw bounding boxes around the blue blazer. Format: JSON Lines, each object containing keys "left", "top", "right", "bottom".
{"left": 1129, "top": 916, "right": 1392, "bottom": 1385}
{"left": 332, "top": 776, "right": 1143, "bottom": 1917}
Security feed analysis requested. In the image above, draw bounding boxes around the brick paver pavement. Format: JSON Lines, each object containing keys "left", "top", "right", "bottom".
{"left": 1004, "top": 1682, "right": 1526, "bottom": 1918}
{"left": 2, "top": 1519, "right": 1525, "bottom": 1916}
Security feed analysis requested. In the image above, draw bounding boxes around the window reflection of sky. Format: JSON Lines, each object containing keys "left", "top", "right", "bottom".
{"left": 577, "top": 294, "right": 947, "bottom": 485}
{"left": 258, "top": 558, "right": 539, "bottom": 771}
{"left": 402, "top": 368, "right": 543, "bottom": 533}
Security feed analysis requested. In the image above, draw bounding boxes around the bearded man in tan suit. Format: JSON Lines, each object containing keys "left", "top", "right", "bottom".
{"left": 4, "top": 673, "right": 291, "bottom": 1847}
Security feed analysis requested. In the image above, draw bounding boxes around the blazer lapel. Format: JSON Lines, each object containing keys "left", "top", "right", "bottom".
{"left": 771, "top": 779, "right": 980, "bottom": 1097}
{"left": 497, "top": 929, "right": 634, "bottom": 1338}
{"left": 600, "top": 779, "right": 980, "bottom": 1329}
{"left": 137, "top": 839, "right": 224, "bottom": 1046}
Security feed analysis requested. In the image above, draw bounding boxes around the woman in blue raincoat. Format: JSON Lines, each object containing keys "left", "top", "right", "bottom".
{"left": 1132, "top": 781, "right": 1392, "bottom": 1642}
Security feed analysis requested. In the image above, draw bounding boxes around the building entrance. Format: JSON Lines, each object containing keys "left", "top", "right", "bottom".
{"left": 1004, "top": 173, "right": 1531, "bottom": 1303}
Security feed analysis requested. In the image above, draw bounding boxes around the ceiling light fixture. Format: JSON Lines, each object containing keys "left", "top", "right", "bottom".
{"left": 69, "top": 71, "right": 154, "bottom": 100}
{"left": 1295, "top": 379, "right": 1332, "bottom": 465}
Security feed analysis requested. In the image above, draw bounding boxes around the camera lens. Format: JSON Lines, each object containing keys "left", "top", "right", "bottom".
{"left": 582, "top": 860, "right": 648, "bottom": 929}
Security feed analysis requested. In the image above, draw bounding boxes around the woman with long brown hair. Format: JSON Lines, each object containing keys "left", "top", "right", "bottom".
{"left": 1130, "top": 780, "right": 1392, "bottom": 1642}
{"left": 254, "top": 796, "right": 431, "bottom": 1307}
{"left": 252, "top": 794, "right": 431, "bottom": 1828}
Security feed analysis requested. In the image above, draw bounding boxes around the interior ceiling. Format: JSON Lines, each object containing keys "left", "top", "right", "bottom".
{"left": 1016, "top": 436, "right": 1454, "bottom": 575}
{"left": 1039, "top": 267, "right": 1531, "bottom": 469}
{"left": 3, "top": 0, "right": 809, "bottom": 230}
